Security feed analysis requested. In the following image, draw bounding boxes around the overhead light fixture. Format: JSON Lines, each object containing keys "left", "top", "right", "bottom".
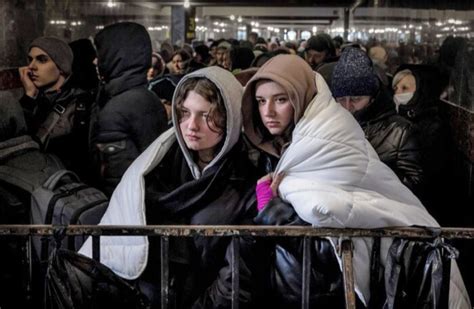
{"left": 183, "top": 0, "right": 190, "bottom": 8}
{"left": 230, "top": 15, "right": 235, "bottom": 21}
{"left": 237, "top": 16, "right": 242, "bottom": 23}
{"left": 106, "top": 0, "right": 117, "bottom": 8}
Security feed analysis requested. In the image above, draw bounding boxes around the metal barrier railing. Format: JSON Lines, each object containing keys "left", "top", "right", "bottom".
{"left": 1, "top": 225, "right": 474, "bottom": 309}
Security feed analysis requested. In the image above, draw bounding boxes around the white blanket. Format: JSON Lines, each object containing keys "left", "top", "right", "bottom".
{"left": 272, "top": 73, "right": 470, "bottom": 308}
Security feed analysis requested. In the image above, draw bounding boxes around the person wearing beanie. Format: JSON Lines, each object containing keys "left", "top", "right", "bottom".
{"left": 331, "top": 47, "right": 424, "bottom": 195}
{"left": 90, "top": 22, "right": 168, "bottom": 195}
{"left": 17, "top": 36, "right": 94, "bottom": 181}
{"left": 304, "top": 33, "right": 338, "bottom": 70}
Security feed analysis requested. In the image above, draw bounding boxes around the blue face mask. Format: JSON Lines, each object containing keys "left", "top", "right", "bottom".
{"left": 393, "top": 92, "right": 414, "bottom": 112}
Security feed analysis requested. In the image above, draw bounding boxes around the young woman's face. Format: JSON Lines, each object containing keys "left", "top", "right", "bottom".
{"left": 27, "top": 47, "right": 62, "bottom": 89}
{"left": 255, "top": 80, "right": 294, "bottom": 136}
{"left": 179, "top": 90, "right": 224, "bottom": 156}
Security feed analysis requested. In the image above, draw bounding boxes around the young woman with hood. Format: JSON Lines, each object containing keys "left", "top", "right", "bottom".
{"left": 81, "top": 66, "right": 259, "bottom": 308}
{"left": 241, "top": 54, "right": 470, "bottom": 308}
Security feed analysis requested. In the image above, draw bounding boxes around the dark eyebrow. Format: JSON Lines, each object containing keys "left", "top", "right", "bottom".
{"left": 36, "top": 54, "right": 49, "bottom": 61}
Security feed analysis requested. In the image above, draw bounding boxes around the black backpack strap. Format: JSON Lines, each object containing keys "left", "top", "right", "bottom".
{"left": 36, "top": 103, "right": 69, "bottom": 145}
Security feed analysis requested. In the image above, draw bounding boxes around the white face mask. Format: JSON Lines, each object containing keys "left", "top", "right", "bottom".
{"left": 394, "top": 92, "right": 414, "bottom": 112}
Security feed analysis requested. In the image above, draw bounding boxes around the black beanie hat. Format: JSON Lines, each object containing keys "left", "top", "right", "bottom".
{"left": 331, "top": 47, "right": 379, "bottom": 98}
{"left": 29, "top": 37, "right": 73, "bottom": 75}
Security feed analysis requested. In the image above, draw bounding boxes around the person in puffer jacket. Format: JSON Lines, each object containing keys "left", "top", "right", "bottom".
{"left": 331, "top": 47, "right": 424, "bottom": 196}
{"left": 89, "top": 22, "right": 168, "bottom": 196}
{"left": 241, "top": 54, "right": 471, "bottom": 309}
{"left": 80, "top": 66, "right": 260, "bottom": 308}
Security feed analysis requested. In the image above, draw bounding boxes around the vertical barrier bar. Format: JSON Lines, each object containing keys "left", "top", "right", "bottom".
{"left": 302, "top": 236, "right": 311, "bottom": 309}
{"left": 26, "top": 235, "right": 33, "bottom": 304}
{"left": 161, "top": 236, "right": 169, "bottom": 309}
{"left": 92, "top": 235, "right": 100, "bottom": 262}
{"left": 341, "top": 239, "right": 356, "bottom": 309}
{"left": 231, "top": 236, "right": 240, "bottom": 309}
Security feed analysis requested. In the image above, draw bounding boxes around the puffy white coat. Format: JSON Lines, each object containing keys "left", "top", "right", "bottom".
{"left": 272, "top": 73, "right": 470, "bottom": 308}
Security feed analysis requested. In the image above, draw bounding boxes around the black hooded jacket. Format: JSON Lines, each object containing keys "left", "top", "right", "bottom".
{"left": 89, "top": 22, "right": 168, "bottom": 195}
{"left": 395, "top": 65, "right": 450, "bottom": 220}
{"left": 354, "top": 88, "right": 424, "bottom": 195}
{"left": 143, "top": 140, "right": 258, "bottom": 309}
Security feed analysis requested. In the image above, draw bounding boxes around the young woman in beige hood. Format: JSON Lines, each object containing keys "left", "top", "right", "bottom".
{"left": 241, "top": 55, "right": 470, "bottom": 308}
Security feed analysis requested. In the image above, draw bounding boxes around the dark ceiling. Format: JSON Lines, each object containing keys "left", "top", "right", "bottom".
{"left": 70, "top": 0, "right": 474, "bottom": 10}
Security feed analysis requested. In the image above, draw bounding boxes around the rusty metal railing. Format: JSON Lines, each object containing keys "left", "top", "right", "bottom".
{"left": 1, "top": 225, "right": 474, "bottom": 309}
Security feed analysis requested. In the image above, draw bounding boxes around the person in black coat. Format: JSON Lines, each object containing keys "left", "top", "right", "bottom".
{"left": 331, "top": 47, "right": 424, "bottom": 195}
{"left": 18, "top": 36, "right": 93, "bottom": 181}
{"left": 89, "top": 22, "right": 168, "bottom": 195}
{"left": 392, "top": 65, "right": 450, "bottom": 221}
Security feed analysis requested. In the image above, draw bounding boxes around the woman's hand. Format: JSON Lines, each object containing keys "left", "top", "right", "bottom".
{"left": 257, "top": 172, "right": 285, "bottom": 196}
{"left": 256, "top": 172, "right": 285, "bottom": 211}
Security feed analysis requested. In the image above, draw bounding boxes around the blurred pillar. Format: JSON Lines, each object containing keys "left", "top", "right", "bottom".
{"left": 0, "top": 0, "right": 45, "bottom": 68}
{"left": 171, "top": 5, "right": 196, "bottom": 45}
{"left": 343, "top": 8, "right": 350, "bottom": 41}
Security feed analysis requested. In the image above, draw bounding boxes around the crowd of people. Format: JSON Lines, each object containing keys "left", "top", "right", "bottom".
{"left": 0, "top": 20, "right": 472, "bottom": 308}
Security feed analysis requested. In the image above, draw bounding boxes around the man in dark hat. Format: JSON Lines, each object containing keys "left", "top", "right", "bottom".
{"left": 304, "top": 33, "right": 338, "bottom": 70}
{"left": 331, "top": 47, "right": 424, "bottom": 196}
{"left": 18, "top": 36, "right": 93, "bottom": 180}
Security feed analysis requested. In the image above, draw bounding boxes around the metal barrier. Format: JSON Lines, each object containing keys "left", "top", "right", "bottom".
{"left": 1, "top": 225, "right": 474, "bottom": 309}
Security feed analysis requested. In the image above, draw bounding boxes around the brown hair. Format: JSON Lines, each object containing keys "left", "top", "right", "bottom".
{"left": 175, "top": 77, "right": 227, "bottom": 134}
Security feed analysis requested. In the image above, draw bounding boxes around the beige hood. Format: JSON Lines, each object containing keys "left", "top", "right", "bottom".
{"left": 242, "top": 54, "right": 317, "bottom": 156}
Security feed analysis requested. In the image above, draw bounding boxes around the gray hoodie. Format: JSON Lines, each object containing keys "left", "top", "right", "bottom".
{"left": 172, "top": 66, "right": 243, "bottom": 179}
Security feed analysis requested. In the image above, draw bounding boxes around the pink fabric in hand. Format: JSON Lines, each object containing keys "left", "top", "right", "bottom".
{"left": 256, "top": 179, "right": 274, "bottom": 211}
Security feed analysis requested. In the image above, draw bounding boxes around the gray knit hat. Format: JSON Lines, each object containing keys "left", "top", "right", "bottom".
{"left": 29, "top": 37, "right": 74, "bottom": 75}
